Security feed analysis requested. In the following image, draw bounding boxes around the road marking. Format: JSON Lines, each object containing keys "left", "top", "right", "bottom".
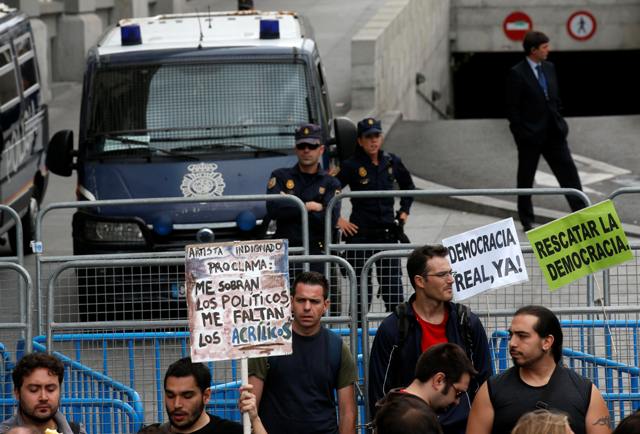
{"left": 534, "top": 153, "right": 631, "bottom": 195}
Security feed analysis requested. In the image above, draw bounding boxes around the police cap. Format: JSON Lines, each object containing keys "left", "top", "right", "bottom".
{"left": 295, "top": 123, "right": 323, "bottom": 146}
{"left": 357, "top": 117, "right": 383, "bottom": 137}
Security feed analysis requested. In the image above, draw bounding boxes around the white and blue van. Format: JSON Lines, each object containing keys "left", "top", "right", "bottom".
{"left": 0, "top": 4, "right": 48, "bottom": 255}
{"left": 46, "top": 10, "right": 355, "bottom": 319}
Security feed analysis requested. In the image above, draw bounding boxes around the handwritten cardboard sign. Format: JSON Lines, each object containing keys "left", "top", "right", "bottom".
{"left": 443, "top": 218, "right": 529, "bottom": 301}
{"left": 185, "top": 239, "right": 292, "bottom": 362}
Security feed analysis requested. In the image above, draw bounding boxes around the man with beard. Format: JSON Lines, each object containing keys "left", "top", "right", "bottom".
{"left": 368, "top": 245, "right": 492, "bottom": 434}
{"left": 377, "top": 343, "right": 476, "bottom": 417}
{"left": 467, "top": 305, "right": 611, "bottom": 434}
{"left": 0, "top": 353, "right": 86, "bottom": 434}
{"left": 161, "top": 357, "right": 266, "bottom": 434}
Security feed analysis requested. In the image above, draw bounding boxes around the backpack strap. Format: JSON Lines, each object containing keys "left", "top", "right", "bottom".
{"left": 394, "top": 302, "right": 410, "bottom": 349}
{"left": 383, "top": 302, "right": 411, "bottom": 391}
{"left": 455, "top": 303, "right": 475, "bottom": 364}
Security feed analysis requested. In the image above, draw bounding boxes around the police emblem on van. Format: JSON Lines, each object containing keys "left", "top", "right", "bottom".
{"left": 180, "top": 163, "right": 226, "bottom": 197}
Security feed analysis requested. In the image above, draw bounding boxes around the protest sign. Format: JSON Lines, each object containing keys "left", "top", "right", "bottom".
{"left": 185, "top": 239, "right": 292, "bottom": 362}
{"left": 527, "top": 200, "right": 632, "bottom": 291}
{"left": 443, "top": 218, "right": 529, "bottom": 301}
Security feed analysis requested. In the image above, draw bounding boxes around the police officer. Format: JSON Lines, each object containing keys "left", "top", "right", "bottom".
{"left": 337, "top": 117, "right": 415, "bottom": 312}
{"left": 266, "top": 123, "right": 341, "bottom": 273}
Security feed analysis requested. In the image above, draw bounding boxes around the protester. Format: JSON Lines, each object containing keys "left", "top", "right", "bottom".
{"left": 506, "top": 30, "right": 584, "bottom": 232}
{"left": 511, "top": 409, "right": 575, "bottom": 434}
{"left": 161, "top": 357, "right": 266, "bottom": 434}
{"left": 612, "top": 412, "right": 640, "bottom": 434}
{"left": 266, "top": 122, "right": 341, "bottom": 273}
{"left": 467, "top": 305, "right": 611, "bottom": 434}
{"left": 0, "top": 353, "right": 86, "bottom": 434}
{"left": 336, "top": 117, "right": 415, "bottom": 312}
{"left": 381, "top": 343, "right": 477, "bottom": 414}
{"left": 373, "top": 395, "right": 442, "bottom": 434}
{"left": 249, "top": 271, "right": 357, "bottom": 434}
{"left": 368, "top": 245, "right": 492, "bottom": 434}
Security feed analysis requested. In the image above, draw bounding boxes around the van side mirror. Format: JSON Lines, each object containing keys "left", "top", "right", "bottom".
{"left": 333, "top": 117, "right": 357, "bottom": 161}
{"left": 46, "top": 130, "right": 75, "bottom": 177}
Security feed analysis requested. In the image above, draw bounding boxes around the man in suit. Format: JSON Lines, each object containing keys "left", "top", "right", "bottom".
{"left": 506, "top": 31, "right": 585, "bottom": 231}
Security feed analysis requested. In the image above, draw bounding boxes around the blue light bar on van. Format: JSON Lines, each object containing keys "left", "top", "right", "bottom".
{"left": 259, "top": 19, "right": 280, "bottom": 39}
{"left": 121, "top": 24, "right": 142, "bottom": 46}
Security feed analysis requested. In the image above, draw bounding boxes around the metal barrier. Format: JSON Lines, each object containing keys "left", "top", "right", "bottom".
{"left": 34, "top": 194, "right": 310, "bottom": 334}
{"left": 324, "top": 187, "right": 590, "bottom": 252}
{"left": 0, "top": 206, "right": 28, "bottom": 364}
{"left": 0, "top": 342, "right": 14, "bottom": 421}
{"left": 0, "top": 204, "right": 25, "bottom": 263}
{"left": 359, "top": 244, "right": 640, "bottom": 424}
{"left": 0, "top": 262, "right": 34, "bottom": 354}
{"left": 603, "top": 187, "right": 640, "bottom": 306}
{"left": 323, "top": 188, "right": 592, "bottom": 365}
{"left": 43, "top": 254, "right": 358, "bottom": 429}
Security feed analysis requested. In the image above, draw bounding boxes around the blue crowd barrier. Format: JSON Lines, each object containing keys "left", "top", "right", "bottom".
{"left": 34, "top": 321, "right": 640, "bottom": 431}
{"left": 0, "top": 342, "right": 15, "bottom": 421}
{"left": 34, "top": 329, "right": 365, "bottom": 430}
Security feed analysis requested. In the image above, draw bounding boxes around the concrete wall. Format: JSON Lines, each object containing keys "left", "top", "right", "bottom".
{"left": 453, "top": 0, "right": 640, "bottom": 52}
{"left": 351, "top": 0, "right": 451, "bottom": 121}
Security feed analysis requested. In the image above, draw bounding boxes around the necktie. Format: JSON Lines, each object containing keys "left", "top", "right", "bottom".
{"left": 536, "top": 64, "right": 549, "bottom": 99}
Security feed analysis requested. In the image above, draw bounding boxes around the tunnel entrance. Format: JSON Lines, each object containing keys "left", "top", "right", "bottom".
{"left": 452, "top": 50, "right": 640, "bottom": 119}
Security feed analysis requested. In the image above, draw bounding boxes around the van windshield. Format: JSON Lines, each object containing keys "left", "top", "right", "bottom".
{"left": 86, "top": 62, "right": 312, "bottom": 157}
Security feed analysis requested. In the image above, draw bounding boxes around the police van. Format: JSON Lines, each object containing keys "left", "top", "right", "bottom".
{"left": 46, "top": 10, "right": 355, "bottom": 319}
{"left": 0, "top": 3, "right": 48, "bottom": 255}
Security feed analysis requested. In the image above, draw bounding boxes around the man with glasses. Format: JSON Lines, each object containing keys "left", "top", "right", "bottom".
{"left": 336, "top": 117, "right": 415, "bottom": 313}
{"left": 377, "top": 343, "right": 477, "bottom": 416}
{"left": 266, "top": 123, "right": 341, "bottom": 272}
{"left": 368, "top": 245, "right": 492, "bottom": 434}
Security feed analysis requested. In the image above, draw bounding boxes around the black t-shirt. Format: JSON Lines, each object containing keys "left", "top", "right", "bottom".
{"left": 488, "top": 366, "right": 592, "bottom": 434}
{"left": 186, "top": 414, "right": 242, "bottom": 434}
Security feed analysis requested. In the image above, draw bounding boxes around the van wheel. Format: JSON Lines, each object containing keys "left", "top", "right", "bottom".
{"left": 9, "top": 196, "right": 38, "bottom": 256}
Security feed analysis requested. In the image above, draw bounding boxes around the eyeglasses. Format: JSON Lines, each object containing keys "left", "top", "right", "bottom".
{"left": 451, "top": 383, "right": 466, "bottom": 399}
{"left": 295, "top": 142, "right": 321, "bottom": 150}
{"left": 423, "top": 270, "right": 457, "bottom": 279}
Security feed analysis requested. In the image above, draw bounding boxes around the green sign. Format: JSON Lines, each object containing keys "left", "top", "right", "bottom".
{"left": 527, "top": 200, "right": 633, "bottom": 290}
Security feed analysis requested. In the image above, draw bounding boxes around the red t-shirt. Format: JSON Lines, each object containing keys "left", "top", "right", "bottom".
{"left": 414, "top": 306, "right": 449, "bottom": 352}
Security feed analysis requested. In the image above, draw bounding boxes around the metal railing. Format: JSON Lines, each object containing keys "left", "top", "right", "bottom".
{"left": 34, "top": 194, "right": 310, "bottom": 333}
{"left": 42, "top": 254, "right": 358, "bottom": 428}
{"left": 0, "top": 262, "right": 33, "bottom": 353}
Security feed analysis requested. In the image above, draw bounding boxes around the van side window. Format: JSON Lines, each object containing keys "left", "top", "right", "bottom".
{"left": 0, "top": 44, "right": 19, "bottom": 108}
{"left": 14, "top": 34, "right": 38, "bottom": 94}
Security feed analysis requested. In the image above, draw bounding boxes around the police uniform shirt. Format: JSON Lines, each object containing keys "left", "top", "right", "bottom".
{"left": 337, "top": 149, "right": 415, "bottom": 229}
{"left": 266, "top": 164, "right": 341, "bottom": 245}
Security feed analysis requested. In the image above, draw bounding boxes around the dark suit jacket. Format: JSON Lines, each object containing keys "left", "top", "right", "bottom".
{"left": 506, "top": 59, "right": 568, "bottom": 147}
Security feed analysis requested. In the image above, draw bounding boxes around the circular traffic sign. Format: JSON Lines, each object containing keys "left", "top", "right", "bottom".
{"left": 567, "top": 10, "right": 597, "bottom": 41}
{"left": 503, "top": 11, "right": 533, "bottom": 42}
